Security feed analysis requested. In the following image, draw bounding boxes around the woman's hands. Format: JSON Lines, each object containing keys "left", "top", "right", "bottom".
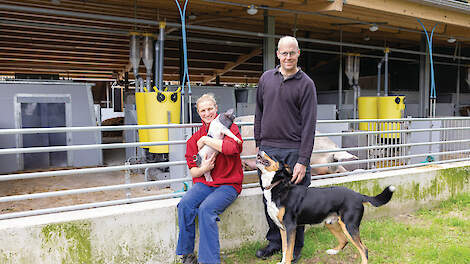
{"left": 197, "top": 136, "right": 209, "bottom": 151}
{"left": 189, "top": 152, "right": 216, "bottom": 178}
{"left": 200, "top": 153, "right": 216, "bottom": 172}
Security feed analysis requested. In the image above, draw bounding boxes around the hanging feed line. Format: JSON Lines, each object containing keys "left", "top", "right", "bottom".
{"left": 417, "top": 19, "right": 438, "bottom": 117}
{"left": 174, "top": 0, "right": 192, "bottom": 123}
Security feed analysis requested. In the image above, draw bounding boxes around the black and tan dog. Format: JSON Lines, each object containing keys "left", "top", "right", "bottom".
{"left": 257, "top": 151, "right": 395, "bottom": 264}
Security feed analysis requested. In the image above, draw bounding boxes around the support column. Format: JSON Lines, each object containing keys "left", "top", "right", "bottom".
{"left": 263, "top": 11, "right": 275, "bottom": 72}
{"left": 338, "top": 30, "right": 343, "bottom": 117}
{"left": 419, "top": 35, "right": 430, "bottom": 117}
{"left": 455, "top": 43, "right": 461, "bottom": 116}
{"left": 304, "top": 32, "right": 311, "bottom": 76}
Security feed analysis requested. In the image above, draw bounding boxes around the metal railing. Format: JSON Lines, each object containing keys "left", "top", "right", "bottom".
{"left": 0, "top": 117, "right": 469, "bottom": 220}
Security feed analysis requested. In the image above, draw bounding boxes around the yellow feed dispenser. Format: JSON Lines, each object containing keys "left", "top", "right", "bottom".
{"left": 377, "top": 96, "right": 405, "bottom": 138}
{"left": 136, "top": 88, "right": 181, "bottom": 153}
{"left": 358, "top": 96, "right": 378, "bottom": 131}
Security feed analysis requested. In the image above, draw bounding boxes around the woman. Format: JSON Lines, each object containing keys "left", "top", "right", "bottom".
{"left": 176, "top": 93, "right": 244, "bottom": 264}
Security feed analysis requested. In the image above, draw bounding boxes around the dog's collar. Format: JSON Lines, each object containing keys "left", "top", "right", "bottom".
{"left": 264, "top": 180, "right": 282, "bottom": 190}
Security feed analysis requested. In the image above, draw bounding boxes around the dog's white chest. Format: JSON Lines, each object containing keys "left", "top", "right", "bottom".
{"left": 264, "top": 190, "right": 283, "bottom": 229}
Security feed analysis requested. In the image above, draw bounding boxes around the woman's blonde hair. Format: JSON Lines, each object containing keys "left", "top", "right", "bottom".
{"left": 196, "top": 93, "right": 217, "bottom": 110}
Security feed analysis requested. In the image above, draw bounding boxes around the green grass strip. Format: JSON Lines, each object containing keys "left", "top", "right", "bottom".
{"left": 222, "top": 192, "right": 470, "bottom": 264}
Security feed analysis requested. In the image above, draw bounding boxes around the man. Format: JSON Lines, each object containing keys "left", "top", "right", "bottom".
{"left": 254, "top": 36, "right": 317, "bottom": 263}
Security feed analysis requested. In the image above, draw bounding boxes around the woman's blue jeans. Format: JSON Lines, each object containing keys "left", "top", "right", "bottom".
{"left": 176, "top": 183, "right": 238, "bottom": 264}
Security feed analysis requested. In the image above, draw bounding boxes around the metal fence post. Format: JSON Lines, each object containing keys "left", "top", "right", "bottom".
{"left": 125, "top": 161, "right": 131, "bottom": 199}
{"left": 169, "top": 116, "right": 192, "bottom": 192}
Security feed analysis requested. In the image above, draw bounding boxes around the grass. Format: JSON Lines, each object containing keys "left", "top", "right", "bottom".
{"left": 222, "top": 193, "right": 470, "bottom": 264}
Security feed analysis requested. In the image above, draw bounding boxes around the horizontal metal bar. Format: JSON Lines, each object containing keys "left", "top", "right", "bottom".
{"left": 1, "top": 117, "right": 469, "bottom": 135}
{"left": 0, "top": 130, "right": 467, "bottom": 156}
{"left": 310, "top": 157, "right": 470, "bottom": 181}
{"left": 317, "top": 126, "right": 470, "bottom": 137}
{"left": 0, "top": 158, "right": 259, "bottom": 182}
{"left": 0, "top": 192, "right": 185, "bottom": 220}
{"left": 317, "top": 117, "right": 470, "bottom": 123}
{"left": 311, "top": 138, "right": 470, "bottom": 154}
{"left": 244, "top": 138, "right": 470, "bottom": 156}
{"left": 0, "top": 170, "right": 259, "bottom": 203}
{"left": 0, "top": 123, "right": 201, "bottom": 135}
{"left": 0, "top": 140, "right": 187, "bottom": 155}
{"left": 0, "top": 177, "right": 191, "bottom": 203}
{"left": 0, "top": 160, "right": 187, "bottom": 181}
{"left": 310, "top": 148, "right": 470, "bottom": 168}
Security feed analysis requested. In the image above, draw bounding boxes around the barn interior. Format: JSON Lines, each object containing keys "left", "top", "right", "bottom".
{"left": 1, "top": 0, "right": 470, "bottom": 171}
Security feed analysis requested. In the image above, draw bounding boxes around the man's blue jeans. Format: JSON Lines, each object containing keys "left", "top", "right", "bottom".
{"left": 258, "top": 145, "right": 311, "bottom": 254}
{"left": 176, "top": 183, "right": 238, "bottom": 264}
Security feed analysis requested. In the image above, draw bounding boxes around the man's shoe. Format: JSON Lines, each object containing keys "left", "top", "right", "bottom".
{"left": 292, "top": 250, "right": 302, "bottom": 263}
{"left": 181, "top": 253, "right": 198, "bottom": 264}
{"left": 255, "top": 244, "right": 280, "bottom": 259}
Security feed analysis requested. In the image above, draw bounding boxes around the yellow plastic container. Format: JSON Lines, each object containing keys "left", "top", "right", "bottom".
{"left": 377, "top": 96, "right": 405, "bottom": 138}
{"left": 358, "top": 97, "right": 378, "bottom": 131}
{"left": 135, "top": 92, "right": 149, "bottom": 148}
{"left": 136, "top": 89, "right": 181, "bottom": 153}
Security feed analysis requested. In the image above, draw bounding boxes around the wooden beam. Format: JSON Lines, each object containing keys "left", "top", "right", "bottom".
{"left": 272, "top": 0, "right": 306, "bottom": 5}
{"left": 202, "top": 47, "right": 262, "bottom": 84}
{"left": 0, "top": 47, "right": 126, "bottom": 58}
{"left": 345, "top": 0, "right": 470, "bottom": 28}
{"left": 275, "top": 0, "right": 344, "bottom": 12}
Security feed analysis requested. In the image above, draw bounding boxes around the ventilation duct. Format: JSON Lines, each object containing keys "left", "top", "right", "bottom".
{"left": 129, "top": 32, "right": 141, "bottom": 91}
{"left": 142, "top": 34, "right": 154, "bottom": 91}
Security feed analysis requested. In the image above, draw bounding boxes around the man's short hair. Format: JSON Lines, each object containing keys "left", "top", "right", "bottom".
{"left": 277, "top": 36, "right": 299, "bottom": 50}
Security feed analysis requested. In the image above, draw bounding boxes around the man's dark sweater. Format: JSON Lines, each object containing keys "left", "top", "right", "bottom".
{"left": 254, "top": 66, "right": 317, "bottom": 166}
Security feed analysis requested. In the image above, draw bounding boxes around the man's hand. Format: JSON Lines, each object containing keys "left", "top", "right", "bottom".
{"left": 197, "top": 136, "right": 208, "bottom": 150}
{"left": 291, "top": 163, "right": 307, "bottom": 184}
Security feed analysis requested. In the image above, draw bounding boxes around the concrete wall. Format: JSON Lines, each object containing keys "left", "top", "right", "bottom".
{"left": 0, "top": 162, "right": 469, "bottom": 263}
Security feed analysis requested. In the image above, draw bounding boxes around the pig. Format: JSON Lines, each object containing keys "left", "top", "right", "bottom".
{"left": 196, "top": 108, "right": 241, "bottom": 181}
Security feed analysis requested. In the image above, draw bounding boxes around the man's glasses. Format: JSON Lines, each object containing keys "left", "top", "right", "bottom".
{"left": 278, "top": 51, "right": 299, "bottom": 57}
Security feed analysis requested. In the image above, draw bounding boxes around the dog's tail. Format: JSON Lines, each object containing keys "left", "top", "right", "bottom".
{"left": 363, "top": 185, "right": 396, "bottom": 207}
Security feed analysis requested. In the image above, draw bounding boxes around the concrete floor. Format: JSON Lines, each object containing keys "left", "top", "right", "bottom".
{"left": 0, "top": 144, "right": 173, "bottom": 214}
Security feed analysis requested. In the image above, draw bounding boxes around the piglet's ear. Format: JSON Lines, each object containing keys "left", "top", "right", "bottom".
{"left": 224, "top": 108, "right": 234, "bottom": 116}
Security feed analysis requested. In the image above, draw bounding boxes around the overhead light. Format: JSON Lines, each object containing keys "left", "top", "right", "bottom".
{"left": 447, "top": 37, "right": 456, "bottom": 43}
{"left": 369, "top": 24, "right": 379, "bottom": 32}
{"left": 246, "top": 4, "right": 258, "bottom": 15}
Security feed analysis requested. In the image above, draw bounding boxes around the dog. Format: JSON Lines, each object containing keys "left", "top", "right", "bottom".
{"left": 195, "top": 108, "right": 241, "bottom": 182}
{"left": 256, "top": 151, "right": 395, "bottom": 264}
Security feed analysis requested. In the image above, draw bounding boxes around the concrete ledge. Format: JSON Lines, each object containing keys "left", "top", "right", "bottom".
{"left": 0, "top": 162, "right": 469, "bottom": 263}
